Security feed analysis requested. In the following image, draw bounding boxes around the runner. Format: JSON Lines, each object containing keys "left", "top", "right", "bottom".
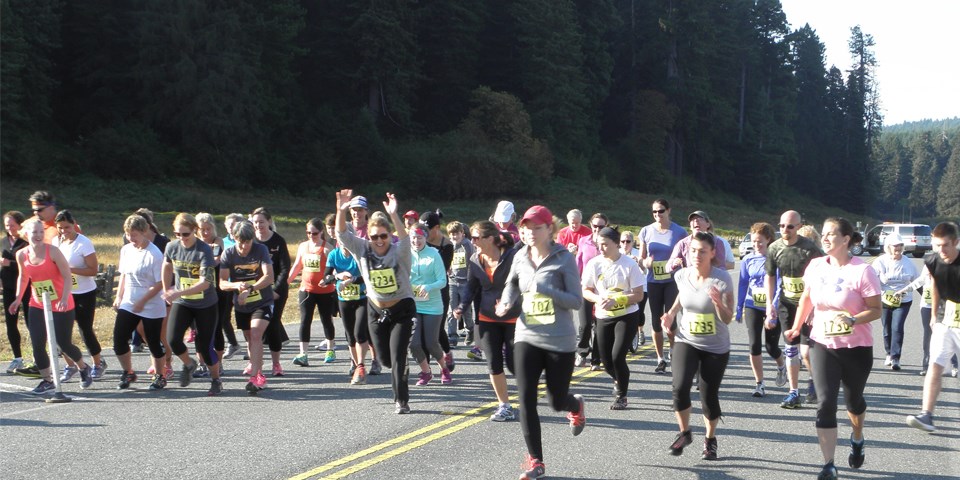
{"left": 766, "top": 210, "right": 822, "bottom": 408}
{"left": 496, "top": 205, "right": 585, "bottom": 480}
{"left": 873, "top": 233, "right": 919, "bottom": 371}
{"left": 574, "top": 213, "right": 608, "bottom": 370}
{"left": 288, "top": 218, "right": 337, "bottom": 367}
{"left": 619, "top": 230, "right": 648, "bottom": 349}
{"left": 784, "top": 217, "right": 880, "bottom": 479}
{"left": 335, "top": 189, "right": 417, "bottom": 414}
{"left": 28, "top": 191, "right": 60, "bottom": 242}
{"left": 736, "top": 222, "right": 787, "bottom": 398}
{"left": 250, "top": 207, "right": 291, "bottom": 372}
{"left": 639, "top": 199, "right": 688, "bottom": 373}
{"left": 222, "top": 213, "right": 245, "bottom": 251}
{"left": 193, "top": 212, "right": 228, "bottom": 377}
{"left": 581, "top": 227, "right": 646, "bottom": 410}
{"left": 666, "top": 210, "right": 729, "bottom": 272}
{"left": 2, "top": 211, "right": 27, "bottom": 373}
{"left": 128, "top": 209, "right": 172, "bottom": 376}
{"left": 112, "top": 215, "right": 166, "bottom": 389}
{"left": 326, "top": 238, "right": 381, "bottom": 384}
{"left": 445, "top": 221, "right": 475, "bottom": 351}
{"left": 906, "top": 266, "right": 958, "bottom": 376}
{"left": 402, "top": 210, "right": 419, "bottom": 231}
{"left": 7, "top": 218, "right": 93, "bottom": 394}
{"left": 349, "top": 196, "right": 370, "bottom": 239}
{"left": 906, "top": 221, "right": 960, "bottom": 432}
{"left": 420, "top": 210, "right": 458, "bottom": 366}
{"left": 408, "top": 223, "right": 451, "bottom": 385}
{"left": 557, "top": 209, "right": 591, "bottom": 255}
{"left": 492, "top": 200, "right": 520, "bottom": 243}
{"left": 660, "top": 231, "right": 734, "bottom": 460}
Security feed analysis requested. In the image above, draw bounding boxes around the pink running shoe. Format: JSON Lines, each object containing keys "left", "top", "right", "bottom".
{"left": 272, "top": 363, "right": 284, "bottom": 377}
{"left": 416, "top": 371, "right": 433, "bottom": 386}
{"left": 146, "top": 365, "right": 156, "bottom": 375}
{"left": 440, "top": 368, "right": 452, "bottom": 384}
{"left": 163, "top": 366, "right": 175, "bottom": 380}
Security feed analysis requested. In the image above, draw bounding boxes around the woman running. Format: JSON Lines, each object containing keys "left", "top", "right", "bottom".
{"left": 326, "top": 238, "right": 380, "bottom": 384}
{"left": 251, "top": 207, "right": 291, "bottom": 375}
{"left": 8, "top": 218, "right": 93, "bottom": 393}
{"left": 619, "top": 230, "right": 648, "bottom": 350}
{"left": 582, "top": 226, "right": 646, "bottom": 410}
{"left": 2, "top": 211, "right": 28, "bottom": 373}
{"left": 112, "top": 215, "right": 167, "bottom": 389}
{"left": 497, "top": 205, "right": 585, "bottom": 480}
{"left": 736, "top": 222, "right": 787, "bottom": 397}
{"left": 873, "top": 233, "right": 919, "bottom": 371}
{"left": 420, "top": 211, "right": 457, "bottom": 365}
{"left": 194, "top": 212, "right": 230, "bottom": 376}
{"left": 661, "top": 231, "right": 734, "bottom": 460}
{"left": 288, "top": 217, "right": 338, "bottom": 366}
{"left": 335, "top": 189, "right": 416, "bottom": 413}
{"left": 785, "top": 217, "right": 881, "bottom": 479}
{"left": 408, "top": 223, "right": 451, "bottom": 385}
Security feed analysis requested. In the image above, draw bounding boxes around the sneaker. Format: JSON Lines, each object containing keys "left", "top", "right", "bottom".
{"left": 467, "top": 346, "right": 484, "bottom": 361}
{"left": 701, "top": 437, "right": 718, "bottom": 460}
{"left": 317, "top": 339, "right": 329, "bottom": 351}
{"left": 351, "top": 364, "right": 367, "bottom": 385}
{"left": 775, "top": 366, "right": 787, "bottom": 387}
{"left": 223, "top": 344, "right": 241, "bottom": 359}
{"left": 892, "top": 359, "right": 901, "bottom": 371}
{"left": 490, "top": 403, "right": 515, "bottom": 422}
{"left": 6, "top": 358, "right": 24, "bottom": 374}
{"left": 252, "top": 373, "right": 267, "bottom": 389}
{"left": 180, "top": 361, "right": 198, "bottom": 387}
{"left": 31, "top": 379, "right": 56, "bottom": 395}
{"left": 243, "top": 363, "right": 253, "bottom": 376}
{"left": 806, "top": 382, "right": 818, "bottom": 404}
{"left": 665, "top": 348, "right": 672, "bottom": 363}
{"left": 92, "top": 358, "right": 107, "bottom": 379}
{"left": 163, "top": 366, "right": 174, "bottom": 380}
{"left": 242, "top": 353, "right": 250, "bottom": 360}
{"left": 324, "top": 350, "right": 336, "bottom": 363}
{"left": 465, "top": 331, "right": 475, "bottom": 345}
{"left": 906, "top": 412, "right": 936, "bottom": 432}
{"left": 395, "top": 401, "right": 411, "bottom": 414}
{"left": 654, "top": 359, "right": 668, "bottom": 374}
{"left": 952, "top": 368, "right": 958, "bottom": 378}
{"left": 146, "top": 365, "right": 156, "bottom": 375}
{"left": 567, "top": 394, "right": 586, "bottom": 436}
{"left": 193, "top": 365, "right": 210, "bottom": 378}
{"left": 848, "top": 434, "right": 865, "bottom": 468}
{"left": 574, "top": 354, "right": 588, "bottom": 367}
{"left": 817, "top": 461, "right": 838, "bottom": 480}
{"left": 590, "top": 363, "right": 603, "bottom": 371}
{"left": 668, "top": 430, "right": 693, "bottom": 456}
{"left": 780, "top": 390, "right": 802, "bottom": 409}
{"left": 59, "top": 365, "right": 79, "bottom": 383}
{"left": 272, "top": 363, "right": 284, "bottom": 377}
{"left": 444, "top": 352, "right": 455, "bottom": 372}
{"left": 639, "top": 330, "right": 646, "bottom": 346}
{"left": 293, "top": 353, "right": 309, "bottom": 367}
{"left": 148, "top": 374, "right": 167, "bottom": 390}
{"left": 416, "top": 371, "right": 433, "bottom": 386}
{"left": 132, "top": 343, "right": 144, "bottom": 353}
{"left": 370, "top": 359, "right": 383, "bottom": 375}
{"left": 920, "top": 368, "right": 927, "bottom": 376}
{"left": 79, "top": 365, "right": 93, "bottom": 389}
{"left": 448, "top": 335, "right": 459, "bottom": 348}
{"left": 752, "top": 383, "right": 766, "bottom": 398}
{"left": 118, "top": 372, "right": 137, "bottom": 389}
{"left": 348, "top": 363, "right": 357, "bottom": 377}
{"left": 884, "top": 355, "right": 893, "bottom": 366}
{"left": 630, "top": 331, "right": 639, "bottom": 353}
{"left": 208, "top": 379, "right": 223, "bottom": 396}
{"left": 610, "top": 395, "right": 628, "bottom": 410}
{"left": 15, "top": 364, "right": 41, "bottom": 378}
{"left": 440, "top": 368, "right": 452, "bottom": 384}
{"left": 519, "top": 454, "right": 545, "bottom": 480}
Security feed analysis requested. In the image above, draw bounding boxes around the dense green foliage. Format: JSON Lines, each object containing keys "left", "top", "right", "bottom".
{"left": 2, "top": 0, "right": 891, "bottom": 213}
{"left": 871, "top": 124, "right": 960, "bottom": 218}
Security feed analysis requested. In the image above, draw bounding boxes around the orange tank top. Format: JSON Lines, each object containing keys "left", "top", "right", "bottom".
{"left": 301, "top": 244, "right": 335, "bottom": 294}
{"left": 22, "top": 245, "right": 75, "bottom": 312}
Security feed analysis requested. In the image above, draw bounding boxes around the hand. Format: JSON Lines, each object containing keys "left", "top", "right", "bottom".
{"left": 766, "top": 305, "right": 778, "bottom": 321}
{"left": 660, "top": 311, "right": 675, "bottom": 331}
{"left": 112, "top": 299, "right": 120, "bottom": 311}
{"left": 598, "top": 298, "right": 617, "bottom": 311}
{"left": 383, "top": 192, "right": 398, "bottom": 215}
{"left": 566, "top": 243, "right": 577, "bottom": 254}
{"left": 238, "top": 289, "right": 249, "bottom": 305}
{"left": 161, "top": 288, "right": 180, "bottom": 303}
{"left": 8, "top": 299, "right": 20, "bottom": 315}
{"left": 1, "top": 258, "right": 9, "bottom": 267}
{"left": 672, "top": 257, "right": 683, "bottom": 269}
{"left": 784, "top": 327, "right": 800, "bottom": 342}
{"left": 642, "top": 257, "right": 653, "bottom": 269}
{"left": 57, "top": 295, "right": 69, "bottom": 310}
{"left": 336, "top": 189, "right": 354, "bottom": 209}
{"left": 132, "top": 298, "right": 146, "bottom": 313}
{"left": 495, "top": 299, "right": 509, "bottom": 317}
{"left": 452, "top": 308, "right": 462, "bottom": 320}
{"left": 707, "top": 285, "right": 723, "bottom": 306}
{"left": 764, "top": 317, "right": 779, "bottom": 330}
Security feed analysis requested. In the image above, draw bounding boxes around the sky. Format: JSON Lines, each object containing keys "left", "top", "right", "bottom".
{"left": 779, "top": 0, "right": 960, "bottom": 126}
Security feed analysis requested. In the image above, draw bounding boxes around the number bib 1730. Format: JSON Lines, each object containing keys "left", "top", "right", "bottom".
{"left": 340, "top": 283, "right": 361, "bottom": 301}
{"left": 686, "top": 313, "right": 716, "bottom": 336}
{"left": 32, "top": 279, "right": 58, "bottom": 301}
{"left": 782, "top": 276, "right": 804, "bottom": 300}
{"left": 881, "top": 290, "right": 901, "bottom": 308}
{"left": 179, "top": 277, "right": 203, "bottom": 300}
{"left": 946, "top": 301, "right": 960, "bottom": 329}
{"left": 823, "top": 311, "right": 853, "bottom": 337}
{"left": 522, "top": 293, "right": 556, "bottom": 325}
{"left": 370, "top": 268, "right": 398, "bottom": 294}
{"left": 652, "top": 260, "right": 670, "bottom": 281}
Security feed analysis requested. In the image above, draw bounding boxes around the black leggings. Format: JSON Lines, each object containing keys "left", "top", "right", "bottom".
{"left": 167, "top": 303, "right": 219, "bottom": 366}
{"left": 27, "top": 307, "right": 81, "bottom": 370}
{"left": 113, "top": 309, "right": 165, "bottom": 358}
{"left": 577, "top": 299, "right": 598, "bottom": 363}
{"left": 72, "top": 290, "right": 102, "bottom": 357}
{"left": 339, "top": 298, "right": 369, "bottom": 346}
{"left": 779, "top": 301, "right": 810, "bottom": 346}
{"left": 745, "top": 307, "right": 782, "bottom": 358}
{"left": 368, "top": 298, "right": 416, "bottom": 403}
{"left": 596, "top": 311, "right": 641, "bottom": 397}
{"left": 2, "top": 286, "right": 27, "bottom": 358}
{"left": 647, "top": 282, "right": 678, "bottom": 333}
{"left": 298, "top": 290, "right": 337, "bottom": 342}
{"left": 515, "top": 342, "right": 580, "bottom": 462}
{"left": 217, "top": 288, "right": 239, "bottom": 346}
{"left": 478, "top": 321, "right": 515, "bottom": 375}
{"left": 273, "top": 284, "right": 289, "bottom": 343}
{"left": 438, "top": 285, "right": 451, "bottom": 352}
{"left": 636, "top": 295, "right": 648, "bottom": 327}
{"left": 671, "top": 342, "right": 729, "bottom": 420}
{"left": 809, "top": 342, "right": 872, "bottom": 429}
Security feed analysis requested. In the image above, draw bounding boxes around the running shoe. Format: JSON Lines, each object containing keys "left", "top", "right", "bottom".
{"left": 243, "top": 362, "right": 253, "bottom": 376}
{"left": 223, "top": 344, "right": 241, "bottom": 360}
{"left": 60, "top": 365, "right": 79, "bottom": 383}
{"left": 79, "top": 365, "right": 93, "bottom": 389}
{"left": 654, "top": 360, "right": 668, "bottom": 374}
{"left": 416, "top": 371, "right": 433, "bottom": 386}
{"left": 146, "top": 365, "right": 156, "bottom": 375}
{"left": 192, "top": 365, "right": 210, "bottom": 378}
{"left": 906, "top": 412, "right": 936, "bottom": 432}
{"left": 892, "top": 359, "right": 901, "bottom": 371}
{"left": 324, "top": 350, "right": 336, "bottom": 363}
{"left": 668, "top": 430, "right": 693, "bottom": 456}
{"left": 639, "top": 329, "right": 646, "bottom": 346}
{"left": 519, "top": 454, "right": 545, "bottom": 480}
{"left": 884, "top": 355, "right": 893, "bottom": 366}
{"left": 817, "top": 462, "right": 838, "bottom": 480}
{"left": 245, "top": 380, "right": 259, "bottom": 395}
{"left": 775, "top": 366, "right": 787, "bottom": 387}
{"left": 448, "top": 335, "right": 459, "bottom": 348}
{"left": 574, "top": 354, "right": 588, "bottom": 367}
{"left": 208, "top": 379, "right": 223, "bottom": 396}
{"left": 444, "top": 352, "right": 455, "bottom": 372}
{"left": 952, "top": 368, "right": 958, "bottom": 378}
{"left": 180, "top": 361, "right": 198, "bottom": 387}
{"left": 15, "top": 364, "right": 41, "bottom": 378}
{"left": 440, "top": 368, "right": 452, "bottom": 384}
{"left": 780, "top": 390, "right": 802, "bottom": 409}
{"left": 701, "top": 437, "right": 718, "bottom": 460}
{"left": 148, "top": 374, "right": 167, "bottom": 390}
{"left": 293, "top": 353, "right": 309, "bottom": 367}
{"left": 665, "top": 348, "right": 672, "bottom": 363}
{"left": 163, "top": 366, "right": 174, "bottom": 380}
{"left": 92, "top": 358, "right": 107, "bottom": 379}
{"left": 465, "top": 331, "right": 475, "bottom": 346}
{"left": 272, "top": 363, "right": 284, "bottom": 377}
{"left": 467, "top": 346, "right": 484, "bottom": 361}
{"left": 848, "top": 434, "right": 865, "bottom": 468}
{"left": 919, "top": 368, "right": 927, "bottom": 376}
{"left": 131, "top": 343, "right": 144, "bottom": 353}
{"left": 348, "top": 363, "right": 357, "bottom": 377}
{"left": 590, "top": 363, "right": 603, "bottom": 371}
{"left": 630, "top": 332, "right": 639, "bottom": 353}
{"left": 806, "top": 382, "right": 818, "bottom": 404}
{"left": 567, "top": 394, "right": 586, "bottom": 436}
{"left": 395, "top": 401, "right": 411, "bottom": 414}
{"left": 370, "top": 359, "right": 383, "bottom": 375}
{"left": 118, "top": 372, "right": 137, "bottom": 390}
{"left": 6, "top": 358, "right": 24, "bottom": 374}
{"left": 610, "top": 395, "right": 628, "bottom": 410}
{"left": 351, "top": 364, "right": 367, "bottom": 385}
{"left": 31, "top": 379, "right": 55, "bottom": 395}
{"left": 490, "top": 403, "right": 515, "bottom": 422}
{"left": 317, "top": 339, "right": 329, "bottom": 351}
{"left": 243, "top": 353, "right": 250, "bottom": 360}
{"left": 752, "top": 383, "right": 766, "bottom": 398}
{"left": 252, "top": 373, "right": 267, "bottom": 389}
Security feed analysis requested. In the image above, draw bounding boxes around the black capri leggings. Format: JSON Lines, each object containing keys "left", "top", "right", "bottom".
{"left": 2, "top": 286, "right": 27, "bottom": 358}
{"left": 647, "top": 282, "right": 678, "bottom": 333}
{"left": 636, "top": 294, "right": 648, "bottom": 327}
{"left": 745, "top": 307, "right": 782, "bottom": 358}
{"left": 27, "top": 307, "right": 82, "bottom": 370}
{"left": 298, "top": 290, "right": 337, "bottom": 343}
{"left": 217, "top": 287, "right": 239, "bottom": 346}
{"left": 809, "top": 342, "right": 872, "bottom": 429}
{"left": 368, "top": 298, "right": 416, "bottom": 403}
{"left": 72, "top": 289, "right": 102, "bottom": 357}
{"left": 113, "top": 309, "right": 165, "bottom": 358}
{"left": 478, "top": 321, "right": 515, "bottom": 376}
{"left": 167, "top": 303, "right": 219, "bottom": 366}
{"left": 596, "top": 311, "right": 641, "bottom": 397}
{"left": 671, "top": 341, "right": 729, "bottom": 420}
{"left": 339, "top": 298, "right": 369, "bottom": 346}
{"left": 515, "top": 342, "right": 580, "bottom": 462}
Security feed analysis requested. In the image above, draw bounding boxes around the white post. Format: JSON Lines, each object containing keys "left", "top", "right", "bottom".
{"left": 41, "top": 292, "right": 71, "bottom": 403}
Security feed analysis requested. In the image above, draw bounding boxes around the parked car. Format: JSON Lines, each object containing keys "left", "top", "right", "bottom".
{"left": 738, "top": 232, "right": 781, "bottom": 259}
{"left": 859, "top": 223, "right": 932, "bottom": 258}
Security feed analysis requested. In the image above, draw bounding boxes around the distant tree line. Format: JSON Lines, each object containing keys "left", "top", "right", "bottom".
{"left": 3, "top": 0, "right": 882, "bottom": 212}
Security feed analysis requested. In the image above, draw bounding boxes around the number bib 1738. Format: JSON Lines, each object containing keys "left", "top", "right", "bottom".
{"left": 370, "top": 268, "right": 398, "bottom": 294}
{"left": 340, "top": 283, "right": 361, "bottom": 301}
{"left": 881, "top": 290, "right": 902, "bottom": 308}
{"left": 823, "top": 311, "right": 853, "bottom": 337}
{"left": 522, "top": 293, "right": 556, "bottom": 325}
{"left": 452, "top": 250, "right": 466, "bottom": 270}
{"left": 32, "top": 279, "right": 58, "bottom": 301}
{"left": 179, "top": 277, "right": 203, "bottom": 300}
{"left": 652, "top": 260, "right": 670, "bottom": 281}
{"left": 750, "top": 286, "right": 767, "bottom": 308}
{"left": 686, "top": 312, "right": 716, "bottom": 336}
{"left": 782, "top": 276, "right": 804, "bottom": 300}
{"left": 303, "top": 254, "right": 323, "bottom": 273}
{"left": 946, "top": 301, "right": 960, "bottom": 329}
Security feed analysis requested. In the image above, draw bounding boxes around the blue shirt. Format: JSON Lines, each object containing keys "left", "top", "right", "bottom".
{"left": 326, "top": 247, "right": 366, "bottom": 301}
{"left": 410, "top": 245, "right": 447, "bottom": 315}
{"left": 639, "top": 222, "right": 688, "bottom": 284}
{"left": 737, "top": 252, "right": 780, "bottom": 320}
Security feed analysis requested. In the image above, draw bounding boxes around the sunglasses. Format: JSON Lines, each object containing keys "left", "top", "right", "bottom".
{"left": 652, "top": 209, "right": 666, "bottom": 214}
{"left": 471, "top": 235, "right": 490, "bottom": 241}
{"left": 370, "top": 233, "right": 390, "bottom": 241}
{"left": 620, "top": 239, "right": 632, "bottom": 244}
{"left": 779, "top": 224, "right": 796, "bottom": 230}
{"left": 306, "top": 231, "right": 320, "bottom": 236}
{"left": 173, "top": 232, "right": 193, "bottom": 238}
{"left": 591, "top": 224, "right": 606, "bottom": 229}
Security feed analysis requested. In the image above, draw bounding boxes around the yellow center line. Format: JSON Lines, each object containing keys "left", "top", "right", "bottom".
{"left": 291, "top": 344, "right": 656, "bottom": 480}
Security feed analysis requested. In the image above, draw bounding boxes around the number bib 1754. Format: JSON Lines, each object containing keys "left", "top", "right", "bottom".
{"left": 652, "top": 260, "right": 670, "bottom": 281}
{"left": 782, "top": 276, "right": 804, "bottom": 300}
{"left": 522, "top": 293, "right": 555, "bottom": 325}
{"left": 32, "top": 279, "right": 58, "bottom": 301}
{"left": 822, "top": 311, "right": 853, "bottom": 337}
{"left": 686, "top": 312, "right": 716, "bottom": 336}
{"left": 370, "top": 268, "right": 398, "bottom": 294}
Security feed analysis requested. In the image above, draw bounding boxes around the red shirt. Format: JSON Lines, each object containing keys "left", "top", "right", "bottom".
{"left": 557, "top": 224, "right": 592, "bottom": 250}
{"left": 21, "top": 246, "right": 75, "bottom": 312}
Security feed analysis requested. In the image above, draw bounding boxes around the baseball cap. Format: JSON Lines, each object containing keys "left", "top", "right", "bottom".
{"left": 519, "top": 205, "right": 553, "bottom": 226}
{"left": 688, "top": 210, "right": 711, "bottom": 223}
{"left": 493, "top": 201, "right": 515, "bottom": 223}
{"left": 349, "top": 196, "right": 368, "bottom": 209}
{"left": 420, "top": 211, "right": 442, "bottom": 229}
{"left": 884, "top": 233, "right": 904, "bottom": 247}
{"left": 403, "top": 210, "right": 419, "bottom": 219}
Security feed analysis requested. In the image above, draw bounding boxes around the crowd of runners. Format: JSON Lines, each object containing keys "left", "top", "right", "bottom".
{"left": 2, "top": 189, "right": 959, "bottom": 480}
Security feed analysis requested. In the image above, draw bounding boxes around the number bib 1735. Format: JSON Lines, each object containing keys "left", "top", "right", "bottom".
{"left": 686, "top": 312, "right": 716, "bottom": 336}
{"left": 32, "top": 279, "right": 58, "bottom": 301}
{"left": 823, "top": 311, "right": 853, "bottom": 337}
{"left": 782, "top": 276, "right": 804, "bottom": 300}
{"left": 606, "top": 294, "right": 627, "bottom": 317}
{"left": 370, "top": 268, "right": 398, "bottom": 294}
{"left": 881, "top": 290, "right": 901, "bottom": 308}
{"left": 652, "top": 260, "right": 670, "bottom": 281}
{"left": 179, "top": 277, "right": 203, "bottom": 300}
{"left": 522, "top": 293, "right": 555, "bottom": 325}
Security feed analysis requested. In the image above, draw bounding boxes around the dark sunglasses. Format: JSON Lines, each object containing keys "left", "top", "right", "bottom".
{"left": 620, "top": 239, "right": 632, "bottom": 244}
{"left": 591, "top": 223, "right": 606, "bottom": 229}
{"left": 306, "top": 231, "right": 320, "bottom": 236}
{"left": 652, "top": 209, "right": 666, "bottom": 214}
{"left": 779, "top": 224, "right": 796, "bottom": 230}
{"left": 471, "top": 234, "right": 490, "bottom": 241}
{"left": 173, "top": 232, "right": 193, "bottom": 238}
{"left": 370, "top": 233, "right": 390, "bottom": 241}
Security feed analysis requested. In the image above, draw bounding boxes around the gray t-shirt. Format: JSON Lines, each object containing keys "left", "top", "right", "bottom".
{"left": 164, "top": 240, "right": 218, "bottom": 308}
{"left": 674, "top": 266, "right": 733, "bottom": 354}
{"left": 220, "top": 243, "right": 275, "bottom": 313}
{"left": 337, "top": 225, "right": 414, "bottom": 304}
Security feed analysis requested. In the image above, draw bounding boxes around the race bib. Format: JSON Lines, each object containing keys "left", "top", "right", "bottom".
{"left": 71, "top": 274, "right": 80, "bottom": 292}
{"left": 340, "top": 283, "right": 361, "bottom": 301}
{"left": 881, "top": 290, "right": 902, "bottom": 308}
{"left": 823, "top": 311, "right": 853, "bottom": 337}
{"left": 751, "top": 286, "right": 767, "bottom": 307}
{"left": 652, "top": 260, "right": 670, "bottom": 281}
{"left": 946, "top": 301, "right": 960, "bottom": 329}
{"left": 923, "top": 288, "right": 932, "bottom": 307}
{"left": 32, "top": 279, "right": 58, "bottom": 301}
{"left": 452, "top": 250, "right": 467, "bottom": 270}
{"left": 303, "top": 254, "right": 323, "bottom": 273}
{"left": 244, "top": 280, "right": 262, "bottom": 303}
{"left": 606, "top": 294, "right": 628, "bottom": 316}
{"left": 179, "top": 277, "right": 203, "bottom": 300}
{"left": 522, "top": 293, "right": 556, "bottom": 325}
{"left": 687, "top": 312, "right": 716, "bottom": 336}
{"left": 782, "top": 276, "right": 804, "bottom": 300}
{"left": 370, "top": 268, "right": 398, "bottom": 294}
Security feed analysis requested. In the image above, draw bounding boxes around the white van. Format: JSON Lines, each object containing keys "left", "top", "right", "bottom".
{"left": 859, "top": 223, "right": 932, "bottom": 258}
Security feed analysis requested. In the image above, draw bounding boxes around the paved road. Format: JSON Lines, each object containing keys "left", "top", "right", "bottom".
{"left": 2, "top": 257, "right": 958, "bottom": 479}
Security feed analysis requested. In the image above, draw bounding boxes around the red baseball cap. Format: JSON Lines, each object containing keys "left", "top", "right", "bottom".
{"left": 519, "top": 205, "right": 553, "bottom": 226}
{"left": 403, "top": 210, "right": 419, "bottom": 219}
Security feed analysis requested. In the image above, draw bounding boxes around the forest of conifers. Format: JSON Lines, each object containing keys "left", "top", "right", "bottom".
{"left": 2, "top": 0, "right": 957, "bottom": 218}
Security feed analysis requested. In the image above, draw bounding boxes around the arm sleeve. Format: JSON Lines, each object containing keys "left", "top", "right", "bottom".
{"left": 737, "top": 260, "right": 749, "bottom": 320}
{"left": 273, "top": 240, "right": 291, "bottom": 289}
{"left": 460, "top": 261, "right": 481, "bottom": 310}
{"left": 500, "top": 257, "right": 521, "bottom": 308}
{"left": 423, "top": 251, "right": 448, "bottom": 291}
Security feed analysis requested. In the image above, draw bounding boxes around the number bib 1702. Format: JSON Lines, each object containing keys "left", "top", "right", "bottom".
{"left": 179, "top": 277, "right": 203, "bottom": 300}
{"left": 522, "top": 293, "right": 556, "bottom": 325}
{"left": 751, "top": 286, "right": 767, "bottom": 308}
{"left": 823, "top": 311, "right": 853, "bottom": 337}
{"left": 32, "top": 279, "right": 58, "bottom": 301}
{"left": 452, "top": 251, "right": 467, "bottom": 270}
{"left": 652, "top": 260, "right": 670, "bottom": 281}
{"left": 782, "top": 276, "right": 804, "bottom": 300}
{"left": 686, "top": 312, "right": 716, "bottom": 336}
{"left": 881, "top": 290, "right": 901, "bottom": 308}
{"left": 370, "top": 268, "right": 398, "bottom": 294}
{"left": 303, "top": 254, "right": 323, "bottom": 273}
{"left": 340, "top": 283, "right": 361, "bottom": 301}
{"left": 946, "top": 301, "right": 960, "bottom": 329}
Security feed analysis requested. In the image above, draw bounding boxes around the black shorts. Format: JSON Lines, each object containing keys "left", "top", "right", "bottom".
{"left": 235, "top": 305, "right": 274, "bottom": 330}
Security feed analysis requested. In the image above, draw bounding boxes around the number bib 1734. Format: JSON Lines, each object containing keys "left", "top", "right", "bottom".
{"left": 340, "top": 283, "right": 361, "bottom": 301}
{"left": 652, "top": 260, "right": 670, "bottom": 281}
{"left": 823, "top": 311, "right": 853, "bottom": 337}
{"left": 32, "top": 279, "right": 58, "bottom": 301}
{"left": 686, "top": 312, "right": 716, "bottom": 336}
{"left": 946, "top": 301, "right": 960, "bottom": 329}
{"left": 881, "top": 290, "right": 902, "bottom": 308}
{"left": 782, "top": 276, "right": 804, "bottom": 300}
{"left": 750, "top": 286, "right": 767, "bottom": 308}
{"left": 522, "top": 293, "right": 556, "bottom": 325}
{"left": 370, "top": 268, "right": 398, "bottom": 294}
{"left": 179, "top": 277, "right": 203, "bottom": 300}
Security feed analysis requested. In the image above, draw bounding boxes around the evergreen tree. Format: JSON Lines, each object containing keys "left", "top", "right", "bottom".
{"left": 937, "top": 133, "right": 960, "bottom": 216}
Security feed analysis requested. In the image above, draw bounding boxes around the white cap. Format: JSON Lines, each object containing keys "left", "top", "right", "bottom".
{"left": 884, "top": 233, "right": 904, "bottom": 247}
{"left": 493, "top": 201, "right": 515, "bottom": 223}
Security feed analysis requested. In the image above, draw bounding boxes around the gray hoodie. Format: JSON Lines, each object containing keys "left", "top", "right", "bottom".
{"left": 501, "top": 242, "right": 583, "bottom": 352}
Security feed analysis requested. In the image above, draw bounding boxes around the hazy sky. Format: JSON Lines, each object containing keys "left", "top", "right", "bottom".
{"left": 780, "top": 0, "right": 960, "bottom": 126}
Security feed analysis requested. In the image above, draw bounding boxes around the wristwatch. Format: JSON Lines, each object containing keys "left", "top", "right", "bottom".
{"left": 843, "top": 316, "right": 856, "bottom": 328}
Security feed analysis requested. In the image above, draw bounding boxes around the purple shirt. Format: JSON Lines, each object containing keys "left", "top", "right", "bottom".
{"left": 575, "top": 236, "right": 600, "bottom": 275}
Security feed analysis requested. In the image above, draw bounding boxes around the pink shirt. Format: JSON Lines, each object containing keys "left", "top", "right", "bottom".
{"left": 804, "top": 256, "right": 881, "bottom": 349}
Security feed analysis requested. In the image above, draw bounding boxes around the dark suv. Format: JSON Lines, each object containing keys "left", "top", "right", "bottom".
{"left": 860, "top": 223, "right": 932, "bottom": 258}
